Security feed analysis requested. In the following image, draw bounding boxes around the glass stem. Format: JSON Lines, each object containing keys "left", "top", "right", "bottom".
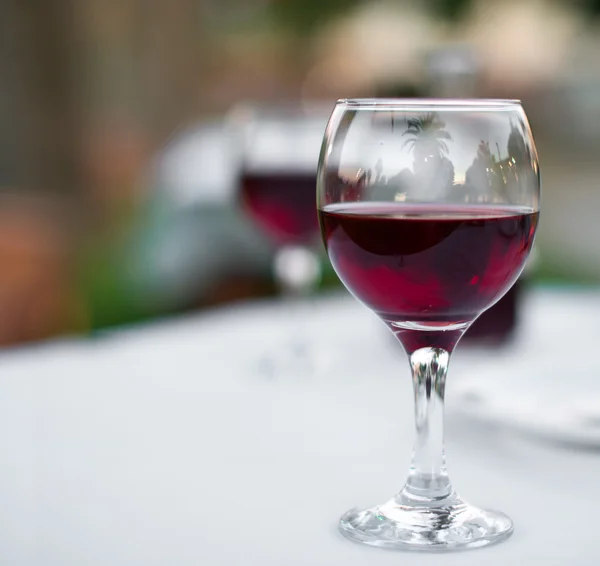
{"left": 403, "top": 347, "right": 452, "bottom": 501}
{"left": 273, "top": 245, "right": 321, "bottom": 298}
{"left": 266, "top": 245, "right": 321, "bottom": 366}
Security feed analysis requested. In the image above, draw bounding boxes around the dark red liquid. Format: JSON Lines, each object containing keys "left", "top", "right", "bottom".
{"left": 466, "top": 282, "right": 519, "bottom": 344}
{"left": 241, "top": 171, "right": 318, "bottom": 245}
{"left": 319, "top": 202, "right": 538, "bottom": 329}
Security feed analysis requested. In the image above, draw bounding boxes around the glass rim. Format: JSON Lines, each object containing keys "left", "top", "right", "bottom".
{"left": 336, "top": 98, "right": 522, "bottom": 111}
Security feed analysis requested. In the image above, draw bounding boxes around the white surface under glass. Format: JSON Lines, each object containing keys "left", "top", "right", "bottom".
{"left": 0, "top": 288, "right": 597, "bottom": 564}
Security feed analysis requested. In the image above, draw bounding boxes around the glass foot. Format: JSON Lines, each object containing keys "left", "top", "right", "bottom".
{"left": 256, "top": 339, "right": 333, "bottom": 379}
{"left": 339, "top": 491, "right": 513, "bottom": 552}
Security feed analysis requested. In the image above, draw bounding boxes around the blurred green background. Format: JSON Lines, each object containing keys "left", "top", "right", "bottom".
{"left": 0, "top": 0, "right": 599, "bottom": 344}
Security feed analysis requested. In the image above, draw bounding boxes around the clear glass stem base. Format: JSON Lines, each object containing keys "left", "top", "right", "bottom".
{"left": 339, "top": 488, "right": 513, "bottom": 551}
{"left": 339, "top": 344, "right": 513, "bottom": 551}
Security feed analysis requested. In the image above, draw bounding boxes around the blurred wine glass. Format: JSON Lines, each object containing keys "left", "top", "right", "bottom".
{"left": 232, "top": 103, "right": 328, "bottom": 376}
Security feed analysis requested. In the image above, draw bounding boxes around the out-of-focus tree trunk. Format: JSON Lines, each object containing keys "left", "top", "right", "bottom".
{"left": 0, "top": 1, "right": 86, "bottom": 344}
{"left": 0, "top": 0, "right": 81, "bottom": 193}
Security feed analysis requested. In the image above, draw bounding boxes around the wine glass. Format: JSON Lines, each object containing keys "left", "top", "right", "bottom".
{"left": 317, "top": 99, "right": 540, "bottom": 551}
{"left": 233, "top": 104, "right": 328, "bottom": 374}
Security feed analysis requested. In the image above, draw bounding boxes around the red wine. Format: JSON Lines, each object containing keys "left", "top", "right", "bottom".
{"left": 465, "top": 282, "right": 519, "bottom": 344}
{"left": 241, "top": 171, "right": 318, "bottom": 245}
{"left": 319, "top": 203, "right": 538, "bottom": 346}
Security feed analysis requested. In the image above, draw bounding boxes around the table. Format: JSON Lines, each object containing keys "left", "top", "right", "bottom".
{"left": 0, "top": 288, "right": 597, "bottom": 565}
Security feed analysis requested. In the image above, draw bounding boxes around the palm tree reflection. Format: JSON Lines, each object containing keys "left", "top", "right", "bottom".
{"left": 401, "top": 113, "right": 455, "bottom": 199}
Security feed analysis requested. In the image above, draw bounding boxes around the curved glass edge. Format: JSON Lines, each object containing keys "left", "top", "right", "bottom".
{"left": 337, "top": 98, "right": 522, "bottom": 111}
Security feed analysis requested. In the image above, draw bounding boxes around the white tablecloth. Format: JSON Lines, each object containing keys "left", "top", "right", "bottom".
{"left": 0, "top": 288, "right": 598, "bottom": 565}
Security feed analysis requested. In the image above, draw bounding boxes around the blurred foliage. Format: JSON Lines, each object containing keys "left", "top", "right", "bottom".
{"left": 267, "top": 0, "right": 476, "bottom": 33}
{"left": 78, "top": 231, "right": 158, "bottom": 330}
{"left": 79, "top": 241, "right": 152, "bottom": 330}
{"left": 266, "top": 0, "right": 363, "bottom": 34}
{"left": 377, "top": 82, "right": 422, "bottom": 99}
{"left": 584, "top": 0, "right": 600, "bottom": 15}
{"left": 429, "top": 0, "right": 472, "bottom": 21}
{"left": 534, "top": 255, "right": 600, "bottom": 286}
